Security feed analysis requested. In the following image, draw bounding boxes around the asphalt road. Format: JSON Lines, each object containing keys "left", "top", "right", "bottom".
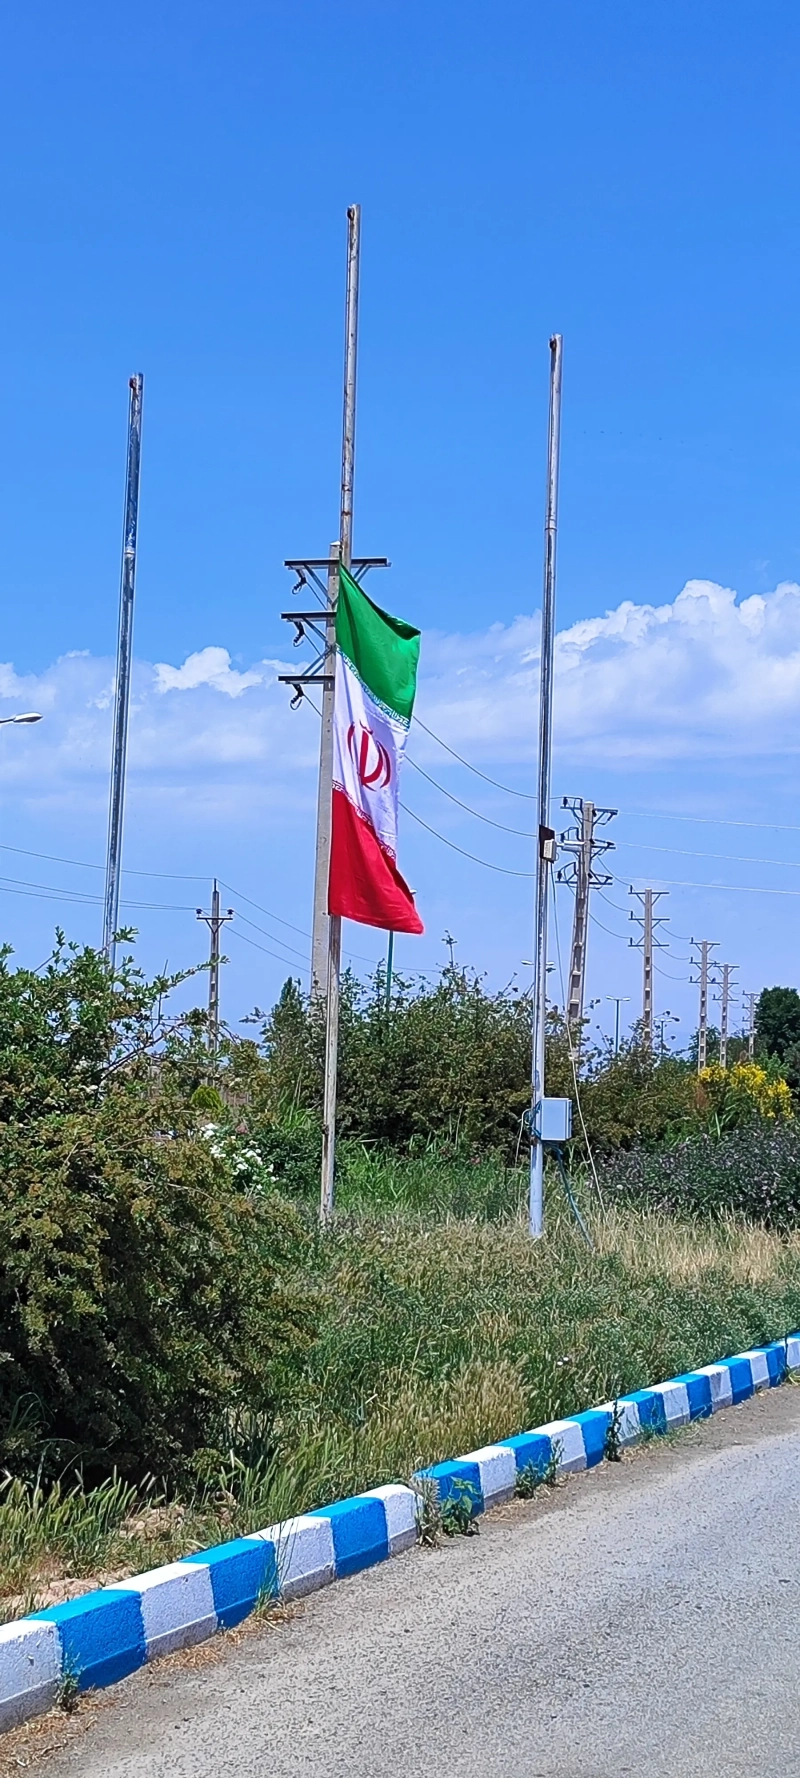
{"left": 30, "top": 1386, "right": 800, "bottom": 1777}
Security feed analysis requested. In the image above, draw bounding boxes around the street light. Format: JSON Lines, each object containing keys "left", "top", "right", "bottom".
{"left": 656, "top": 1011, "right": 680, "bottom": 1055}
{"left": 607, "top": 994, "right": 631, "bottom": 1056}
{"left": 0, "top": 713, "right": 42, "bottom": 726}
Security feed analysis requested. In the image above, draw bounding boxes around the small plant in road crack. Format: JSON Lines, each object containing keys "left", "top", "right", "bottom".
{"left": 56, "top": 1657, "right": 81, "bottom": 1715}
{"left": 605, "top": 1400, "right": 626, "bottom": 1462}
{"left": 515, "top": 1443, "right": 561, "bottom": 1498}
{"left": 440, "top": 1477, "right": 480, "bottom": 1537}
{"left": 414, "top": 1476, "right": 443, "bottom": 1548}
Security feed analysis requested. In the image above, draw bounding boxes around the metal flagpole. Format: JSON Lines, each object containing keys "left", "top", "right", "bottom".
{"left": 103, "top": 374, "right": 144, "bottom": 965}
{"left": 529, "top": 334, "right": 563, "bottom": 1239}
{"left": 384, "top": 929, "right": 395, "bottom": 1014}
{"left": 321, "top": 203, "right": 360, "bottom": 1226}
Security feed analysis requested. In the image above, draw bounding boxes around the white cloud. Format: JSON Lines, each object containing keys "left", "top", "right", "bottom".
{"left": 1, "top": 578, "right": 799, "bottom": 827}
{"left": 154, "top": 646, "right": 264, "bottom": 697}
{"left": 419, "top": 578, "right": 800, "bottom": 764}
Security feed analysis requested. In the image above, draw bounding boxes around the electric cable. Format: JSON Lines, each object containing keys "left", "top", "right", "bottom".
{"left": 400, "top": 802, "right": 535, "bottom": 876}
{"left": 226, "top": 923, "right": 311, "bottom": 974}
{"left": 616, "top": 838, "right": 800, "bottom": 871}
{"left": 553, "top": 1145, "right": 593, "bottom": 1248}
{"left": 412, "top": 714, "right": 537, "bottom": 799}
{"left": 405, "top": 755, "right": 536, "bottom": 837}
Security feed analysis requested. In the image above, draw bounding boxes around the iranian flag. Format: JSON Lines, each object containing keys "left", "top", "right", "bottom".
{"left": 329, "top": 565, "right": 423, "bottom": 934}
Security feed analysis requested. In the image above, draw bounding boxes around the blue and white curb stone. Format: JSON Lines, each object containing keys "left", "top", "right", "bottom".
{"left": 1, "top": 1335, "right": 797, "bottom": 1732}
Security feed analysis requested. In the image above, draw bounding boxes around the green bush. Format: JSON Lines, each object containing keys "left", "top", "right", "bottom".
{"left": 0, "top": 940, "right": 315, "bottom": 1483}
{"left": 602, "top": 1120, "right": 800, "bottom": 1225}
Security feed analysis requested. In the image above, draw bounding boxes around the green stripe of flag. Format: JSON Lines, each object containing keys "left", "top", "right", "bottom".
{"left": 335, "top": 564, "right": 420, "bottom": 724}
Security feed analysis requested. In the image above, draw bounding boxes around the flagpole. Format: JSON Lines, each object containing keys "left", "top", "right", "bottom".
{"left": 321, "top": 203, "right": 361, "bottom": 1226}
{"left": 103, "top": 373, "right": 144, "bottom": 967}
{"left": 529, "top": 334, "right": 563, "bottom": 1239}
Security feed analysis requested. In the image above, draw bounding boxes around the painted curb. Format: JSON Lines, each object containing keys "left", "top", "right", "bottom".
{"left": 2, "top": 1333, "right": 798, "bottom": 1732}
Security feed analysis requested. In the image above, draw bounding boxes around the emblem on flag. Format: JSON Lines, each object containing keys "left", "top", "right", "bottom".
{"left": 329, "top": 566, "right": 423, "bottom": 934}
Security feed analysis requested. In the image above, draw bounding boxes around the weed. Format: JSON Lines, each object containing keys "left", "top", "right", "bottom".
{"left": 55, "top": 1658, "right": 81, "bottom": 1715}
{"left": 604, "top": 1401, "right": 626, "bottom": 1463}
{"left": 515, "top": 1444, "right": 561, "bottom": 1498}
{"left": 440, "top": 1477, "right": 480, "bottom": 1537}
{"left": 414, "top": 1476, "right": 443, "bottom": 1548}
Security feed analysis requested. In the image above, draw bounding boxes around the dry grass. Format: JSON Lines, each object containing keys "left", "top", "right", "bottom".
{"left": 593, "top": 1204, "right": 800, "bottom": 1286}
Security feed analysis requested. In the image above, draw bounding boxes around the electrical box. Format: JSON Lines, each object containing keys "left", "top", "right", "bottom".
{"left": 537, "top": 1097, "right": 573, "bottom": 1143}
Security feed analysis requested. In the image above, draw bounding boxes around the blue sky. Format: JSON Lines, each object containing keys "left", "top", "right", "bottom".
{"left": 1, "top": 1, "right": 800, "bottom": 1045}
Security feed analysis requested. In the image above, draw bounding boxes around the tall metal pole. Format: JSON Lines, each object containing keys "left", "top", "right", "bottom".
{"left": 529, "top": 334, "right": 563, "bottom": 1240}
{"left": 384, "top": 929, "right": 394, "bottom": 1014}
{"left": 103, "top": 374, "right": 144, "bottom": 965}
{"left": 196, "top": 881, "right": 234, "bottom": 1055}
{"left": 321, "top": 204, "right": 360, "bottom": 1226}
{"left": 607, "top": 995, "right": 629, "bottom": 1057}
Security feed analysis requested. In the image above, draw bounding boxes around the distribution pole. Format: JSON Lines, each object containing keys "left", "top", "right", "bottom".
{"left": 321, "top": 203, "right": 360, "bottom": 1227}
{"left": 690, "top": 938, "right": 718, "bottom": 1072}
{"left": 310, "top": 544, "right": 340, "bottom": 996}
{"left": 196, "top": 882, "right": 234, "bottom": 1055}
{"left": 716, "top": 962, "right": 738, "bottom": 1070}
{"left": 629, "top": 888, "right": 668, "bottom": 1049}
{"left": 103, "top": 374, "right": 144, "bottom": 965}
{"left": 558, "top": 796, "right": 616, "bottom": 1032}
{"left": 607, "top": 995, "right": 630, "bottom": 1056}
{"left": 744, "top": 990, "right": 758, "bottom": 1061}
{"left": 566, "top": 799, "right": 594, "bottom": 1026}
{"left": 530, "top": 334, "right": 563, "bottom": 1240}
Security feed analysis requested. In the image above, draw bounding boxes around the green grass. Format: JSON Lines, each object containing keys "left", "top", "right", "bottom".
{"left": 5, "top": 1164, "right": 800, "bottom": 1623}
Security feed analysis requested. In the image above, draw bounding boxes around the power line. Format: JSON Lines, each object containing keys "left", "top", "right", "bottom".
{"left": 400, "top": 802, "right": 535, "bottom": 877}
{"left": 412, "top": 714, "right": 537, "bottom": 800}
{"left": 405, "top": 755, "right": 536, "bottom": 836}
{"left": 227, "top": 924, "right": 311, "bottom": 974}
{"left": 233, "top": 908, "right": 312, "bottom": 966}
{"left": 616, "top": 838, "right": 800, "bottom": 871}
{"left": 625, "top": 875, "right": 800, "bottom": 900}
{"left": 219, "top": 879, "right": 381, "bottom": 968}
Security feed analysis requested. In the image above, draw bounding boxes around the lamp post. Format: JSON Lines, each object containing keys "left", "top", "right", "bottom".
{"left": 0, "top": 713, "right": 42, "bottom": 726}
{"left": 656, "top": 1011, "right": 680, "bottom": 1056}
{"left": 606, "top": 994, "right": 630, "bottom": 1056}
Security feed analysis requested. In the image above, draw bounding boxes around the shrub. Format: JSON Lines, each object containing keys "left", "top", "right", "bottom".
{"left": 603, "top": 1118, "right": 800, "bottom": 1225}
{"left": 0, "top": 940, "right": 316, "bottom": 1483}
{"left": 695, "top": 1062, "right": 793, "bottom": 1129}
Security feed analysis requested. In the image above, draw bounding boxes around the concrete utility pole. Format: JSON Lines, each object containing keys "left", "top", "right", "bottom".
{"left": 103, "top": 374, "right": 144, "bottom": 966}
{"left": 690, "top": 938, "right": 719, "bottom": 1072}
{"left": 629, "top": 888, "right": 668, "bottom": 1048}
{"left": 558, "top": 797, "right": 617, "bottom": 1032}
{"left": 607, "top": 994, "right": 630, "bottom": 1056}
{"left": 743, "top": 990, "right": 758, "bottom": 1061}
{"left": 716, "top": 962, "right": 738, "bottom": 1070}
{"left": 309, "top": 543, "right": 341, "bottom": 996}
{"left": 529, "top": 333, "right": 563, "bottom": 1242}
{"left": 196, "top": 882, "right": 234, "bottom": 1055}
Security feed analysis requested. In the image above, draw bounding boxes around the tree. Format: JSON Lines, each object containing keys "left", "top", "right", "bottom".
{"left": 755, "top": 987, "right": 800, "bottom": 1061}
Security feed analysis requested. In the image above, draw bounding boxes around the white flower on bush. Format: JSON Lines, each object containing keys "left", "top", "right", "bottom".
{"left": 199, "top": 1122, "right": 275, "bottom": 1192}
